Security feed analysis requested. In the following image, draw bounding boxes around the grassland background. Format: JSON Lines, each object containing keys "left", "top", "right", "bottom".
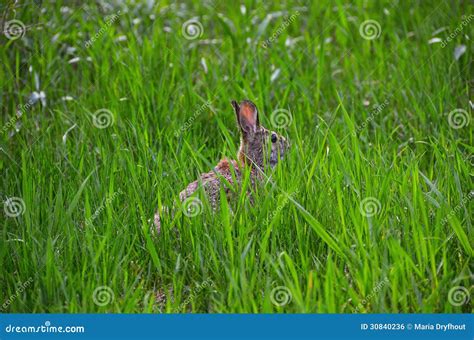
{"left": 1, "top": 0, "right": 472, "bottom": 313}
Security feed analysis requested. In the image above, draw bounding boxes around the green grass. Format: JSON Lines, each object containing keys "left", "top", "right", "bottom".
{"left": 1, "top": 0, "right": 472, "bottom": 313}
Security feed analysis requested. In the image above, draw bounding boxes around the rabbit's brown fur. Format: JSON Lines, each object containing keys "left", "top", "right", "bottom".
{"left": 154, "top": 99, "right": 289, "bottom": 231}
{"left": 179, "top": 158, "right": 247, "bottom": 208}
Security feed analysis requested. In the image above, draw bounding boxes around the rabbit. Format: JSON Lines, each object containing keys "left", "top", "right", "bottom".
{"left": 154, "top": 99, "right": 290, "bottom": 232}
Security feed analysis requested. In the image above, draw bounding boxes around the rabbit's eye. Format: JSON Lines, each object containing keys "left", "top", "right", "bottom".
{"left": 271, "top": 133, "right": 277, "bottom": 143}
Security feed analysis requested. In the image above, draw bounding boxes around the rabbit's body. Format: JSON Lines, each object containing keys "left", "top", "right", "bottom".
{"left": 154, "top": 99, "right": 289, "bottom": 232}
{"left": 179, "top": 158, "right": 254, "bottom": 208}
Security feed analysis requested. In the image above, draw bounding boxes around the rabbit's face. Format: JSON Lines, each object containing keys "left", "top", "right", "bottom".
{"left": 265, "top": 129, "right": 290, "bottom": 168}
{"left": 232, "top": 100, "right": 290, "bottom": 171}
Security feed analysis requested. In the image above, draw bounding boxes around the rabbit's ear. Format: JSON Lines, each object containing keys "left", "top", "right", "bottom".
{"left": 231, "top": 100, "right": 240, "bottom": 121}
{"left": 232, "top": 100, "right": 259, "bottom": 134}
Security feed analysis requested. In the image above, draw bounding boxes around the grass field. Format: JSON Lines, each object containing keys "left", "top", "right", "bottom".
{"left": 1, "top": 0, "right": 473, "bottom": 313}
